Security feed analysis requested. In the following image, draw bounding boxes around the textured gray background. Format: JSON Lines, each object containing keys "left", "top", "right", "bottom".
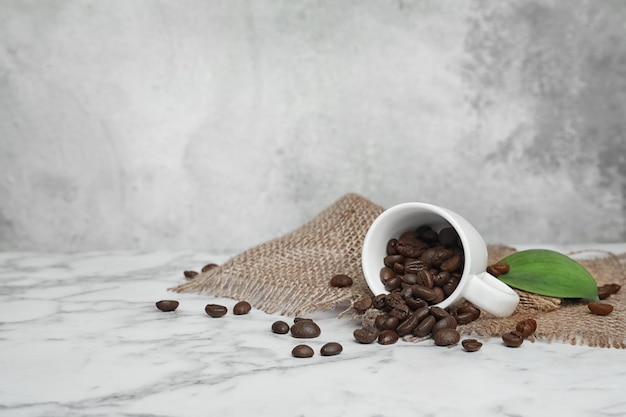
{"left": 1, "top": 0, "right": 625, "bottom": 252}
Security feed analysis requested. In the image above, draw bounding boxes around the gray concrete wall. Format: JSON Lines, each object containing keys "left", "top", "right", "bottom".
{"left": 1, "top": 0, "right": 625, "bottom": 252}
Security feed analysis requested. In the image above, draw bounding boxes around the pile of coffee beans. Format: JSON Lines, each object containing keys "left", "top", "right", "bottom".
{"left": 501, "top": 318, "right": 537, "bottom": 347}
{"left": 379, "top": 225, "right": 464, "bottom": 305}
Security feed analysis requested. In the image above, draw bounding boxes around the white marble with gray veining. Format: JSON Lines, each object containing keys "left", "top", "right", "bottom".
{"left": 1, "top": 247, "right": 625, "bottom": 417}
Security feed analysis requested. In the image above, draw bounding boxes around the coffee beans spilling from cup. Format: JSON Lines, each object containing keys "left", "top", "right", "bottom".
{"left": 379, "top": 225, "right": 464, "bottom": 304}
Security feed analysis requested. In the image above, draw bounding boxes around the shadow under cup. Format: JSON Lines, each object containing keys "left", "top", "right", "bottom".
{"left": 361, "top": 202, "right": 519, "bottom": 317}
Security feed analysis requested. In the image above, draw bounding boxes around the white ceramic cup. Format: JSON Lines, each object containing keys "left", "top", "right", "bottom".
{"left": 362, "top": 202, "right": 519, "bottom": 317}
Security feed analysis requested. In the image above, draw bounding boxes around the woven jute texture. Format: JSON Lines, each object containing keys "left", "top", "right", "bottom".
{"left": 171, "top": 194, "right": 384, "bottom": 315}
{"left": 170, "top": 194, "right": 625, "bottom": 348}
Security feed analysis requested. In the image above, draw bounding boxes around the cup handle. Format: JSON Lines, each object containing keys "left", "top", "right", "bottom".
{"left": 463, "top": 272, "right": 519, "bottom": 317}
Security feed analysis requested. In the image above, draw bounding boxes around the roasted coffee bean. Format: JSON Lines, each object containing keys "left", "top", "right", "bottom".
{"left": 401, "top": 273, "right": 419, "bottom": 285}
{"left": 420, "top": 229, "right": 439, "bottom": 243}
{"left": 461, "top": 339, "right": 483, "bottom": 352}
{"left": 201, "top": 263, "right": 218, "bottom": 273}
{"left": 372, "top": 294, "right": 387, "bottom": 310}
{"left": 380, "top": 267, "right": 396, "bottom": 284}
{"left": 384, "top": 276, "right": 402, "bottom": 291}
{"left": 384, "top": 255, "right": 405, "bottom": 268}
{"left": 354, "top": 328, "right": 378, "bottom": 344}
{"left": 381, "top": 316, "right": 400, "bottom": 330}
{"left": 396, "top": 241, "right": 428, "bottom": 258}
{"left": 320, "top": 342, "right": 343, "bottom": 356}
{"left": 155, "top": 300, "right": 179, "bottom": 312}
{"left": 502, "top": 331, "right": 524, "bottom": 347}
{"left": 233, "top": 300, "right": 252, "bottom": 315}
{"left": 454, "top": 311, "right": 475, "bottom": 325}
{"left": 457, "top": 304, "right": 481, "bottom": 321}
{"left": 438, "top": 227, "right": 459, "bottom": 246}
{"left": 405, "top": 296, "right": 427, "bottom": 310}
{"left": 443, "top": 276, "right": 460, "bottom": 296}
{"left": 431, "top": 315, "right": 457, "bottom": 335}
{"left": 205, "top": 303, "right": 227, "bottom": 317}
{"left": 429, "top": 306, "right": 449, "bottom": 320}
{"left": 385, "top": 292, "right": 406, "bottom": 310}
{"left": 392, "top": 262, "right": 405, "bottom": 274}
{"left": 389, "top": 305, "right": 410, "bottom": 321}
{"left": 292, "top": 344, "right": 314, "bottom": 358}
{"left": 398, "top": 230, "right": 421, "bottom": 243}
{"left": 183, "top": 270, "right": 199, "bottom": 280}
{"left": 515, "top": 318, "right": 537, "bottom": 337}
{"left": 433, "top": 271, "right": 450, "bottom": 287}
{"left": 487, "top": 263, "right": 510, "bottom": 277}
{"left": 290, "top": 320, "right": 321, "bottom": 338}
{"left": 431, "top": 287, "right": 445, "bottom": 304}
{"left": 353, "top": 297, "right": 373, "bottom": 314}
{"left": 404, "top": 260, "right": 427, "bottom": 275}
{"left": 433, "top": 328, "right": 460, "bottom": 346}
{"left": 412, "top": 285, "right": 438, "bottom": 302}
{"left": 588, "top": 302, "right": 613, "bottom": 316}
{"left": 374, "top": 314, "right": 387, "bottom": 330}
{"left": 396, "top": 313, "right": 420, "bottom": 337}
{"left": 597, "top": 283, "right": 621, "bottom": 300}
{"left": 440, "top": 248, "right": 463, "bottom": 272}
{"left": 416, "top": 269, "right": 435, "bottom": 289}
{"left": 414, "top": 315, "right": 436, "bottom": 337}
{"left": 413, "top": 306, "right": 432, "bottom": 323}
{"left": 271, "top": 320, "right": 290, "bottom": 334}
{"left": 330, "top": 274, "right": 353, "bottom": 288}
{"left": 386, "top": 238, "right": 399, "bottom": 255}
{"left": 378, "top": 329, "right": 399, "bottom": 345}
{"left": 419, "top": 246, "right": 450, "bottom": 268}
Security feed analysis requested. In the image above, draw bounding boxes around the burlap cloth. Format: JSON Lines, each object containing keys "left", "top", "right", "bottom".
{"left": 171, "top": 194, "right": 626, "bottom": 348}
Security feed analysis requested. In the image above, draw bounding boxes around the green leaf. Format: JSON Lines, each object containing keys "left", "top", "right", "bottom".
{"left": 498, "top": 249, "right": 599, "bottom": 301}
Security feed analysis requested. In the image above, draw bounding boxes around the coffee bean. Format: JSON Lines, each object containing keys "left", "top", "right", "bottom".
{"left": 431, "top": 315, "right": 457, "bottom": 335}
{"left": 381, "top": 316, "right": 399, "bottom": 331}
{"left": 438, "top": 227, "right": 459, "bottom": 246}
{"left": 597, "top": 283, "right": 621, "bottom": 300}
{"left": 443, "top": 276, "right": 460, "bottom": 296}
{"left": 515, "top": 318, "right": 537, "bottom": 337}
{"left": 380, "top": 267, "right": 396, "bottom": 283}
{"left": 412, "top": 285, "right": 438, "bottom": 302}
{"left": 201, "top": 263, "right": 218, "bottom": 273}
{"left": 183, "top": 270, "right": 199, "bottom": 280}
{"left": 389, "top": 304, "right": 410, "bottom": 321}
{"left": 401, "top": 273, "right": 419, "bottom": 285}
{"left": 372, "top": 294, "right": 387, "bottom": 310}
{"left": 405, "top": 260, "right": 428, "bottom": 275}
{"left": 433, "top": 271, "right": 450, "bottom": 287}
{"left": 396, "top": 313, "right": 420, "bottom": 337}
{"left": 353, "top": 297, "right": 373, "bottom": 314}
{"left": 386, "top": 238, "right": 399, "bottom": 255}
{"left": 457, "top": 304, "right": 481, "bottom": 321}
{"left": 290, "top": 320, "right": 321, "bottom": 338}
{"left": 416, "top": 269, "right": 435, "bottom": 289}
{"left": 454, "top": 311, "right": 475, "bottom": 325}
{"left": 233, "top": 301, "right": 252, "bottom": 315}
{"left": 440, "top": 248, "right": 463, "bottom": 272}
{"left": 384, "top": 276, "right": 402, "bottom": 291}
{"left": 330, "top": 274, "right": 353, "bottom": 288}
{"left": 414, "top": 315, "right": 436, "bottom": 337}
{"left": 419, "top": 246, "right": 451, "bottom": 268}
{"left": 487, "top": 263, "right": 510, "bottom": 277}
{"left": 204, "top": 303, "right": 227, "bottom": 317}
{"left": 378, "top": 329, "right": 399, "bottom": 345}
{"left": 354, "top": 328, "right": 378, "bottom": 344}
{"left": 384, "top": 255, "right": 405, "bottom": 268}
{"left": 271, "top": 320, "right": 290, "bottom": 334}
{"left": 461, "top": 339, "right": 483, "bottom": 352}
{"left": 433, "top": 328, "right": 460, "bottom": 346}
{"left": 320, "top": 342, "right": 343, "bottom": 356}
{"left": 292, "top": 344, "right": 314, "bottom": 358}
{"left": 431, "top": 287, "right": 445, "bottom": 304}
{"left": 374, "top": 314, "right": 387, "bottom": 330}
{"left": 429, "top": 306, "right": 449, "bottom": 320}
{"left": 155, "top": 300, "right": 179, "bottom": 312}
{"left": 588, "top": 302, "right": 613, "bottom": 316}
{"left": 502, "top": 331, "right": 524, "bottom": 347}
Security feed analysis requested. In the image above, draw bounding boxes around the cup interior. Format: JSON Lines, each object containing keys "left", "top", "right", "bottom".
{"left": 362, "top": 203, "right": 462, "bottom": 297}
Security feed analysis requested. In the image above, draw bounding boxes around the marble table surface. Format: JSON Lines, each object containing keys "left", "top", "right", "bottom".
{"left": 1, "top": 245, "right": 625, "bottom": 417}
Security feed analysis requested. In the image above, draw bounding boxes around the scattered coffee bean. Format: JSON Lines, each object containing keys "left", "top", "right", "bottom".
{"left": 290, "top": 320, "right": 321, "bottom": 338}
{"left": 155, "top": 300, "right": 179, "bottom": 312}
{"left": 330, "top": 274, "right": 353, "bottom": 288}
{"left": 588, "top": 302, "right": 613, "bottom": 316}
{"left": 204, "top": 303, "right": 228, "bottom": 318}
{"left": 292, "top": 344, "right": 314, "bottom": 358}
{"left": 433, "top": 328, "right": 460, "bottom": 346}
{"left": 486, "top": 263, "right": 510, "bottom": 277}
{"left": 378, "top": 329, "right": 399, "bottom": 345}
{"left": 271, "top": 320, "right": 290, "bottom": 334}
{"left": 597, "top": 283, "right": 621, "bottom": 300}
{"left": 515, "top": 318, "right": 537, "bottom": 338}
{"left": 461, "top": 339, "right": 483, "bottom": 352}
{"left": 502, "top": 331, "right": 524, "bottom": 347}
{"left": 353, "top": 297, "right": 373, "bottom": 314}
{"left": 233, "top": 301, "right": 252, "bottom": 315}
{"left": 320, "top": 342, "right": 343, "bottom": 356}
{"left": 201, "top": 263, "right": 218, "bottom": 273}
{"left": 353, "top": 328, "right": 378, "bottom": 344}
{"left": 183, "top": 270, "right": 199, "bottom": 280}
